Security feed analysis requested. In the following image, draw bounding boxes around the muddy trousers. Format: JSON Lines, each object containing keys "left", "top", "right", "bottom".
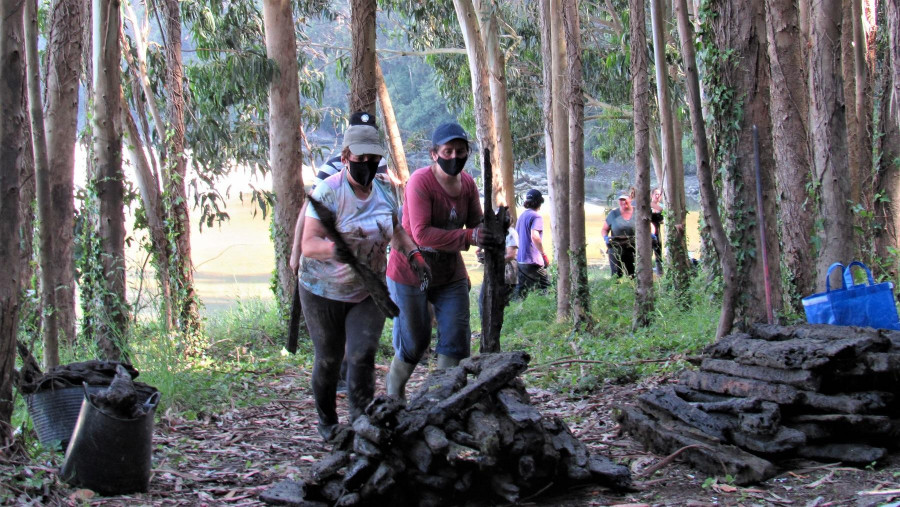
{"left": 299, "top": 286, "right": 385, "bottom": 426}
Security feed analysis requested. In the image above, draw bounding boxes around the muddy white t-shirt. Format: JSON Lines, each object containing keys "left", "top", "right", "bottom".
{"left": 300, "top": 171, "right": 399, "bottom": 303}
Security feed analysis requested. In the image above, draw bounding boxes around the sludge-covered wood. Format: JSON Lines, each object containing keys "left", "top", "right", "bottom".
{"left": 263, "top": 352, "right": 631, "bottom": 506}
{"left": 679, "top": 370, "right": 801, "bottom": 404}
{"left": 703, "top": 331, "right": 888, "bottom": 370}
{"left": 700, "top": 357, "right": 821, "bottom": 390}
{"left": 797, "top": 443, "right": 887, "bottom": 464}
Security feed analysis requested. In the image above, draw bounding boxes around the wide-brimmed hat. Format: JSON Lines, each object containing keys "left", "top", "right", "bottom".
{"left": 432, "top": 122, "right": 468, "bottom": 146}
{"left": 342, "top": 125, "right": 385, "bottom": 157}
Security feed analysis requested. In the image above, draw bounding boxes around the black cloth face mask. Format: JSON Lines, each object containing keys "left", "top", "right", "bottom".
{"left": 436, "top": 156, "right": 467, "bottom": 176}
{"left": 348, "top": 159, "right": 379, "bottom": 186}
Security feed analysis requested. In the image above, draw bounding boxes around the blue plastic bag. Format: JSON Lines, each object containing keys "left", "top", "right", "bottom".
{"left": 802, "top": 261, "right": 900, "bottom": 330}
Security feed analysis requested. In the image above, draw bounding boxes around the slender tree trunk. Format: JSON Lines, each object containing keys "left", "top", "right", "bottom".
{"left": 562, "top": 0, "right": 591, "bottom": 328}
{"left": 631, "top": 0, "right": 654, "bottom": 329}
{"left": 810, "top": 0, "right": 853, "bottom": 287}
{"left": 42, "top": 0, "right": 82, "bottom": 351}
{"left": 475, "top": 0, "right": 514, "bottom": 211}
{"left": 24, "top": 0, "right": 58, "bottom": 367}
{"left": 538, "top": 0, "right": 554, "bottom": 262}
{"left": 765, "top": 0, "right": 816, "bottom": 310}
{"left": 649, "top": 126, "right": 663, "bottom": 186}
{"left": 875, "top": 46, "right": 900, "bottom": 279}
{"left": 122, "top": 104, "right": 173, "bottom": 327}
{"left": 891, "top": 1, "right": 900, "bottom": 129}
{"left": 375, "top": 58, "right": 409, "bottom": 185}
{"left": 124, "top": 0, "right": 165, "bottom": 143}
{"left": 163, "top": 0, "right": 198, "bottom": 334}
{"left": 851, "top": 0, "right": 872, "bottom": 202}
{"left": 453, "top": 0, "right": 500, "bottom": 202}
{"left": 549, "top": 0, "right": 571, "bottom": 319}
{"left": 350, "top": 0, "right": 376, "bottom": 114}
{"left": 651, "top": 0, "right": 691, "bottom": 297}
{"left": 263, "top": 0, "right": 304, "bottom": 316}
{"left": 676, "top": 0, "right": 737, "bottom": 339}
{"left": 0, "top": 0, "right": 25, "bottom": 448}
{"left": 19, "top": 107, "right": 36, "bottom": 337}
{"left": 842, "top": 0, "right": 860, "bottom": 203}
{"left": 92, "top": 0, "right": 126, "bottom": 360}
{"left": 709, "top": 0, "right": 781, "bottom": 324}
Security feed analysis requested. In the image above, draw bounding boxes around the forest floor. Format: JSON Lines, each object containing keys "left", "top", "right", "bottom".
{"left": 10, "top": 362, "right": 900, "bottom": 507}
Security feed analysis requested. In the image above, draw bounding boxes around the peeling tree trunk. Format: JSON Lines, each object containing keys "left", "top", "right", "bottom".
{"left": 350, "top": 0, "right": 376, "bottom": 114}
{"left": 563, "top": 0, "right": 590, "bottom": 328}
{"left": 842, "top": 0, "right": 860, "bottom": 204}
{"left": 651, "top": 0, "right": 691, "bottom": 297}
{"left": 453, "top": 0, "right": 499, "bottom": 201}
{"left": 891, "top": 1, "right": 900, "bottom": 129}
{"left": 851, "top": 0, "right": 872, "bottom": 204}
{"left": 474, "top": 0, "right": 514, "bottom": 211}
{"left": 676, "top": 0, "right": 736, "bottom": 339}
{"left": 375, "top": 58, "right": 409, "bottom": 186}
{"left": 92, "top": 0, "right": 126, "bottom": 360}
{"left": 25, "top": 0, "right": 57, "bottom": 367}
{"left": 765, "top": 0, "right": 816, "bottom": 310}
{"left": 42, "top": 0, "right": 83, "bottom": 354}
{"left": 809, "top": 0, "right": 853, "bottom": 287}
{"left": 263, "top": 0, "right": 304, "bottom": 316}
{"left": 163, "top": 0, "right": 198, "bottom": 334}
{"left": 549, "top": 0, "right": 571, "bottom": 320}
{"left": 875, "top": 45, "right": 900, "bottom": 279}
{"left": 0, "top": 0, "right": 25, "bottom": 447}
{"left": 631, "top": 0, "right": 654, "bottom": 329}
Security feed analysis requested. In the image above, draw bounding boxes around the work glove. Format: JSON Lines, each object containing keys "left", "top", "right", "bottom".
{"left": 333, "top": 242, "right": 355, "bottom": 265}
{"left": 471, "top": 226, "right": 504, "bottom": 249}
{"left": 542, "top": 253, "right": 550, "bottom": 268}
{"left": 407, "top": 248, "right": 431, "bottom": 291}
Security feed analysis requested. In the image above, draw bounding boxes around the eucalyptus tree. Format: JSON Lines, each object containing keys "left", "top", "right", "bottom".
{"left": 808, "top": 0, "right": 852, "bottom": 288}
{"left": 38, "top": 0, "right": 85, "bottom": 362}
{"left": 374, "top": 58, "right": 409, "bottom": 183}
{"left": 698, "top": 0, "right": 782, "bottom": 326}
{"left": 875, "top": 31, "right": 900, "bottom": 277}
{"left": 91, "top": 0, "right": 127, "bottom": 360}
{"left": 764, "top": 0, "right": 815, "bottom": 310}
{"left": 629, "top": 0, "right": 654, "bottom": 328}
{"left": 0, "top": 0, "right": 25, "bottom": 450}
{"left": 263, "top": 0, "right": 305, "bottom": 313}
{"left": 351, "top": 0, "right": 377, "bottom": 114}
{"left": 889, "top": 1, "right": 900, "bottom": 129}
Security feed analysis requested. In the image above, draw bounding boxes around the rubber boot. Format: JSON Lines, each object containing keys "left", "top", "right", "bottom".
{"left": 386, "top": 356, "right": 415, "bottom": 400}
{"left": 436, "top": 354, "right": 460, "bottom": 369}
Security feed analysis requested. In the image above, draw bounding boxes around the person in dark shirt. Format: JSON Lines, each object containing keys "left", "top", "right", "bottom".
{"left": 601, "top": 194, "right": 636, "bottom": 278}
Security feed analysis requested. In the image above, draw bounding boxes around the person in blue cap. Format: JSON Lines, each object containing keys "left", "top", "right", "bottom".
{"left": 384, "top": 122, "right": 502, "bottom": 399}
{"left": 513, "top": 188, "right": 551, "bottom": 298}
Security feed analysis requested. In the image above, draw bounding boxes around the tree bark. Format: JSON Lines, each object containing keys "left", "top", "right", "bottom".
{"left": 163, "top": 0, "right": 199, "bottom": 333}
{"left": 375, "top": 58, "right": 409, "bottom": 185}
{"left": 651, "top": 0, "right": 691, "bottom": 297}
{"left": 676, "top": 0, "right": 736, "bottom": 339}
{"left": 263, "top": 0, "right": 304, "bottom": 315}
{"left": 842, "top": 0, "right": 860, "bottom": 203}
{"left": 851, "top": 0, "right": 871, "bottom": 202}
{"left": 92, "top": 0, "right": 126, "bottom": 360}
{"left": 475, "top": 0, "right": 514, "bottom": 211}
{"left": 809, "top": 0, "right": 853, "bottom": 287}
{"left": 0, "top": 0, "right": 25, "bottom": 448}
{"left": 765, "top": 0, "right": 816, "bottom": 310}
{"left": 888, "top": 2, "right": 900, "bottom": 134}
{"left": 24, "top": 0, "right": 57, "bottom": 367}
{"left": 875, "top": 47, "right": 900, "bottom": 279}
{"left": 350, "top": 0, "right": 377, "bottom": 114}
{"left": 453, "top": 0, "right": 500, "bottom": 203}
{"left": 630, "top": 0, "right": 654, "bottom": 329}
{"left": 563, "top": 0, "right": 591, "bottom": 328}
{"left": 549, "top": 0, "right": 571, "bottom": 320}
{"left": 42, "top": 0, "right": 83, "bottom": 353}
{"left": 710, "top": 0, "right": 782, "bottom": 323}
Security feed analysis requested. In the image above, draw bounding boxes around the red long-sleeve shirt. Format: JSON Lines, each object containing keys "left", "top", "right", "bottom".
{"left": 386, "top": 166, "right": 483, "bottom": 287}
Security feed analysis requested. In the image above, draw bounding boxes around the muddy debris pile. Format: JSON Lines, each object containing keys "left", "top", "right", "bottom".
{"left": 263, "top": 351, "right": 632, "bottom": 506}
{"left": 618, "top": 324, "right": 900, "bottom": 485}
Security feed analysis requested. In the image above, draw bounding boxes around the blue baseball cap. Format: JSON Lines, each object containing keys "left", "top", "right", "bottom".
{"left": 432, "top": 122, "right": 468, "bottom": 146}
{"left": 525, "top": 189, "right": 544, "bottom": 204}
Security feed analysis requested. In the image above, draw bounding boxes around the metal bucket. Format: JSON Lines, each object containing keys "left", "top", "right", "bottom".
{"left": 59, "top": 383, "right": 161, "bottom": 495}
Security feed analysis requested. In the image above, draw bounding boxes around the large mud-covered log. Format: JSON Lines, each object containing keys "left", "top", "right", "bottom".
{"left": 680, "top": 370, "right": 801, "bottom": 404}
{"left": 798, "top": 443, "right": 887, "bottom": 464}
{"left": 617, "top": 405, "right": 778, "bottom": 485}
{"left": 703, "top": 332, "right": 888, "bottom": 369}
{"left": 700, "top": 358, "right": 821, "bottom": 390}
{"left": 799, "top": 391, "right": 890, "bottom": 414}
{"left": 637, "top": 387, "right": 733, "bottom": 440}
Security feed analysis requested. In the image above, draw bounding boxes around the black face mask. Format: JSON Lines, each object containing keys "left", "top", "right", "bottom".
{"left": 348, "top": 160, "right": 379, "bottom": 186}
{"left": 436, "top": 156, "right": 467, "bottom": 176}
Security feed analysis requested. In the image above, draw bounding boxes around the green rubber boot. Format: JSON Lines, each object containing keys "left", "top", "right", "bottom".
{"left": 436, "top": 354, "right": 460, "bottom": 369}
{"left": 386, "top": 356, "right": 415, "bottom": 400}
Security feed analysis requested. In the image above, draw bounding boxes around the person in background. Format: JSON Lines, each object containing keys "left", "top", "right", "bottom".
{"left": 514, "top": 189, "right": 551, "bottom": 299}
{"left": 293, "top": 122, "right": 427, "bottom": 441}
{"left": 384, "top": 122, "right": 502, "bottom": 400}
{"left": 650, "top": 187, "right": 664, "bottom": 275}
{"left": 602, "top": 193, "right": 636, "bottom": 278}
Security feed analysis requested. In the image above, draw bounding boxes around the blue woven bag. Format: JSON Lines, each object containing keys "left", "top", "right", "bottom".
{"left": 802, "top": 261, "right": 900, "bottom": 330}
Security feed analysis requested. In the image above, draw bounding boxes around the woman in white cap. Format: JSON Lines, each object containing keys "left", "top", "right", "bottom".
{"left": 384, "top": 122, "right": 502, "bottom": 400}
{"left": 601, "top": 193, "right": 636, "bottom": 277}
{"left": 295, "top": 122, "right": 428, "bottom": 441}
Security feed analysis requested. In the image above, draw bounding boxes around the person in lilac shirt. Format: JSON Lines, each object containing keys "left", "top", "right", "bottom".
{"left": 514, "top": 189, "right": 551, "bottom": 299}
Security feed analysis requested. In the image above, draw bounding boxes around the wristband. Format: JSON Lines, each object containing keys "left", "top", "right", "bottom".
{"left": 406, "top": 248, "right": 421, "bottom": 264}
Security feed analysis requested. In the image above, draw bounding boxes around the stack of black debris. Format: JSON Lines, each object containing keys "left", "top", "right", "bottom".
{"left": 618, "top": 324, "right": 900, "bottom": 485}
{"left": 263, "top": 351, "right": 632, "bottom": 506}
